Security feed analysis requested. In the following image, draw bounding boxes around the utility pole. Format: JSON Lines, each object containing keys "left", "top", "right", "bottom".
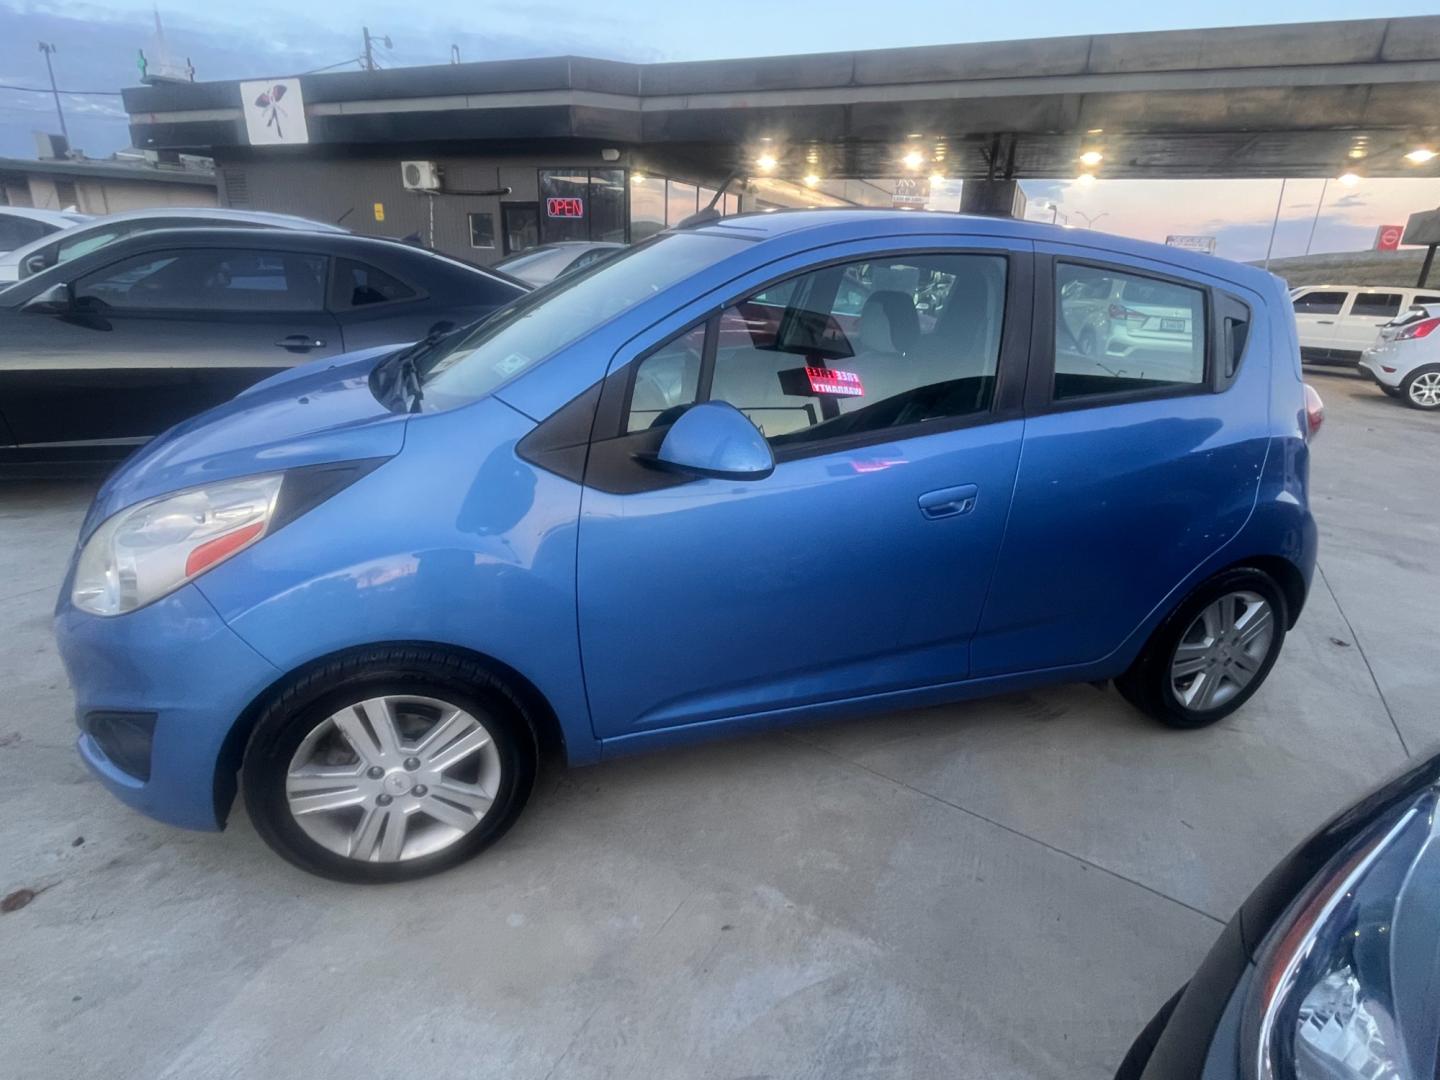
{"left": 37, "top": 42, "right": 68, "bottom": 143}
{"left": 362, "top": 27, "right": 391, "bottom": 72}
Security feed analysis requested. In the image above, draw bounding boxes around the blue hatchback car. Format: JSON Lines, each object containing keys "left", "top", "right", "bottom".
{"left": 55, "top": 210, "right": 1320, "bottom": 882}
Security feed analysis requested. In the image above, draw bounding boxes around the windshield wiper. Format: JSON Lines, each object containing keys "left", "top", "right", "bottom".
{"left": 381, "top": 322, "right": 454, "bottom": 413}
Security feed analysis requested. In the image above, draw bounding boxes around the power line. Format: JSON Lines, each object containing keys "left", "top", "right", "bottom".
{"left": 0, "top": 82, "right": 123, "bottom": 96}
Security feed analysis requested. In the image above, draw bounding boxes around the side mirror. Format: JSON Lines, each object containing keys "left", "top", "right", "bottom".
{"left": 23, "top": 252, "right": 50, "bottom": 276}
{"left": 21, "top": 282, "right": 74, "bottom": 316}
{"left": 654, "top": 402, "right": 774, "bottom": 481}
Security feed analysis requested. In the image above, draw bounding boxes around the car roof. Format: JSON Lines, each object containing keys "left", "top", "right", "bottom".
{"left": 689, "top": 208, "right": 1277, "bottom": 293}
{"left": 0, "top": 207, "right": 91, "bottom": 225}
{"left": 57, "top": 226, "right": 518, "bottom": 275}
{"left": 52, "top": 206, "right": 345, "bottom": 231}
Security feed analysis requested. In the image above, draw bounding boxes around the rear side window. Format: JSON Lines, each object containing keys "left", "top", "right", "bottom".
{"left": 1292, "top": 290, "right": 1347, "bottom": 315}
{"left": 1350, "top": 293, "right": 1402, "bottom": 319}
{"left": 1053, "top": 263, "right": 1206, "bottom": 401}
{"left": 336, "top": 258, "right": 416, "bottom": 307}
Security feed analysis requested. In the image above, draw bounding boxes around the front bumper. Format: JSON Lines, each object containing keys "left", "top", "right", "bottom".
{"left": 56, "top": 583, "right": 279, "bottom": 831}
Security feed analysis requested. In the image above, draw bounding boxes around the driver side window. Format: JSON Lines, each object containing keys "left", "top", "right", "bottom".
{"left": 624, "top": 251, "right": 1008, "bottom": 449}
{"left": 74, "top": 249, "right": 327, "bottom": 312}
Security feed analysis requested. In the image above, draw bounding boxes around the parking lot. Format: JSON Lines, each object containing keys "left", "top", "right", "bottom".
{"left": 0, "top": 367, "right": 1433, "bottom": 1079}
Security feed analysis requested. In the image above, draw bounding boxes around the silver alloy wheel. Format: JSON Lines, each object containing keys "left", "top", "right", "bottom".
{"left": 1408, "top": 370, "right": 1440, "bottom": 408}
{"left": 285, "top": 695, "right": 502, "bottom": 863}
{"left": 1169, "top": 590, "right": 1275, "bottom": 712}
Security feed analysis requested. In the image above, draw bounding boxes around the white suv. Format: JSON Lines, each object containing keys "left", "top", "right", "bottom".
{"left": 1359, "top": 303, "right": 1440, "bottom": 410}
{"left": 1291, "top": 284, "right": 1440, "bottom": 366}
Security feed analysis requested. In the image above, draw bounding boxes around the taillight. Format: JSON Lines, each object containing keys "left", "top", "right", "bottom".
{"left": 1395, "top": 317, "right": 1440, "bottom": 340}
{"left": 1304, "top": 383, "right": 1324, "bottom": 440}
{"left": 1108, "top": 303, "right": 1144, "bottom": 323}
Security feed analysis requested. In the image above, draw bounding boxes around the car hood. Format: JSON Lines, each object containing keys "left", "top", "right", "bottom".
{"left": 84, "top": 345, "right": 407, "bottom": 535}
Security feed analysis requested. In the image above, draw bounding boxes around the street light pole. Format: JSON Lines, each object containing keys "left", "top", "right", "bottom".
{"left": 37, "top": 42, "right": 68, "bottom": 143}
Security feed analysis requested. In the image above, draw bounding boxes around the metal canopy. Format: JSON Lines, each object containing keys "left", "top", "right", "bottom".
{"left": 124, "top": 15, "right": 1440, "bottom": 181}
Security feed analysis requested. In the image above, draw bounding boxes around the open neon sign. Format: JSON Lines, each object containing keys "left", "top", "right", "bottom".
{"left": 805, "top": 367, "right": 864, "bottom": 397}
{"left": 546, "top": 197, "right": 584, "bottom": 218}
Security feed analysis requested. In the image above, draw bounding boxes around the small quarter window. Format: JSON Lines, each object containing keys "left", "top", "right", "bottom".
{"left": 626, "top": 324, "right": 705, "bottom": 433}
{"left": 1054, "top": 263, "right": 1206, "bottom": 401}
{"left": 336, "top": 258, "right": 416, "bottom": 307}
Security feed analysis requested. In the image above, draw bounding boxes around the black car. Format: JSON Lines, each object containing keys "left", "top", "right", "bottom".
{"left": 1119, "top": 746, "right": 1440, "bottom": 1079}
{"left": 0, "top": 228, "right": 527, "bottom": 475}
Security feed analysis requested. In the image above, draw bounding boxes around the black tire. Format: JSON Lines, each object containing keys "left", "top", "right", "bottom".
{"left": 1401, "top": 364, "right": 1440, "bottom": 410}
{"left": 242, "top": 646, "right": 538, "bottom": 883}
{"left": 1115, "top": 984, "right": 1187, "bottom": 1080}
{"left": 1115, "top": 568, "right": 1288, "bottom": 729}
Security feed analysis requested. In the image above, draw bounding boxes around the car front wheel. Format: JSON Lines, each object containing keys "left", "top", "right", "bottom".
{"left": 1116, "top": 568, "right": 1288, "bottom": 729}
{"left": 242, "top": 647, "right": 537, "bottom": 883}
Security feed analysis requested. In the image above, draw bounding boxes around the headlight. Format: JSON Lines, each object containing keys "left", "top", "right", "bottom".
{"left": 1245, "top": 788, "right": 1439, "bottom": 1080}
{"left": 72, "top": 473, "right": 283, "bottom": 616}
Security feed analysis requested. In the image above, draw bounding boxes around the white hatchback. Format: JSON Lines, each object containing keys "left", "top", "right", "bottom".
{"left": 1359, "top": 303, "right": 1440, "bottom": 410}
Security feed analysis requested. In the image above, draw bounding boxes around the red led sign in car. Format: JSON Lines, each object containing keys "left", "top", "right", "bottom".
{"left": 546, "top": 197, "right": 584, "bottom": 218}
{"left": 805, "top": 367, "right": 864, "bottom": 397}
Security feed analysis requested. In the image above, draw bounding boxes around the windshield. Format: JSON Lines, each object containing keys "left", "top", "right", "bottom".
{"left": 419, "top": 232, "right": 748, "bottom": 408}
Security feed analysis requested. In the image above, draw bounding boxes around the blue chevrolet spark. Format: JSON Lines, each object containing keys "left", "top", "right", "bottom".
{"left": 55, "top": 210, "right": 1320, "bottom": 882}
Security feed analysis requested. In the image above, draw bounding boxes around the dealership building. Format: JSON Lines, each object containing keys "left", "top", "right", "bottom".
{"left": 120, "top": 15, "right": 1440, "bottom": 266}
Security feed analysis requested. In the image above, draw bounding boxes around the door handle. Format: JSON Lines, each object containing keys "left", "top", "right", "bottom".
{"left": 275, "top": 334, "right": 326, "bottom": 351}
{"left": 918, "top": 484, "right": 978, "bottom": 520}
{"left": 1315, "top": 320, "right": 1335, "bottom": 325}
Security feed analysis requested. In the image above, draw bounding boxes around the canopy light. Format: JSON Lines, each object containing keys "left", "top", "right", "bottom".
{"left": 1079, "top": 150, "right": 1104, "bottom": 166}
{"left": 1405, "top": 148, "right": 1437, "bottom": 164}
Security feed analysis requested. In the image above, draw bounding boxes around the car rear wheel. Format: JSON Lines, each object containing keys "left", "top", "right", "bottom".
{"left": 1402, "top": 366, "right": 1440, "bottom": 410}
{"left": 1116, "top": 568, "right": 1287, "bottom": 729}
{"left": 242, "top": 647, "right": 537, "bottom": 883}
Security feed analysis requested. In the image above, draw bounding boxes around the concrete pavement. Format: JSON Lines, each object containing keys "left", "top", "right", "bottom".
{"left": 0, "top": 368, "right": 1431, "bottom": 1079}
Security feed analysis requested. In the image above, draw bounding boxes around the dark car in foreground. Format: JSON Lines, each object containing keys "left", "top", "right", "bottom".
{"left": 1119, "top": 746, "right": 1440, "bottom": 1080}
{"left": 0, "top": 228, "right": 527, "bottom": 475}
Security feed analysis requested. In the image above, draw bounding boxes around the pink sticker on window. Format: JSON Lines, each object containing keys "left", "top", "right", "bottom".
{"left": 805, "top": 367, "right": 864, "bottom": 396}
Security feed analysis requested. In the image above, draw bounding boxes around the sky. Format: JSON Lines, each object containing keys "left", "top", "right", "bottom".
{"left": 3, "top": 0, "right": 1439, "bottom": 262}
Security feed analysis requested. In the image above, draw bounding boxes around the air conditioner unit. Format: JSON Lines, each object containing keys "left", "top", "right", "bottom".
{"left": 402, "top": 161, "right": 441, "bottom": 192}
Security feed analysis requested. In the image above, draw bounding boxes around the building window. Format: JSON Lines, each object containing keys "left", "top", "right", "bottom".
{"left": 468, "top": 211, "right": 496, "bottom": 249}
{"left": 536, "top": 168, "right": 628, "bottom": 245}
{"left": 665, "top": 180, "right": 697, "bottom": 227}
{"left": 630, "top": 175, "right": 665, "bottom": 241}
